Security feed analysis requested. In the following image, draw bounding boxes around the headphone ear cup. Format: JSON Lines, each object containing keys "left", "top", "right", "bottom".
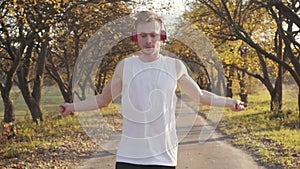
{"left": 160, "top": 30, "right": 167, "bottom": 42}
{"left": 132, "top": 32, "right": 138, "bottom": 42}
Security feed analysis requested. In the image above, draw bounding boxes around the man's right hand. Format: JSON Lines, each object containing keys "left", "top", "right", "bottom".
{"left": 59, "top": 103, "right": 74, "bottom": 116}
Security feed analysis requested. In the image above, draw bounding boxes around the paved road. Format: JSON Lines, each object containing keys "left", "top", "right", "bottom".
{"left": 77, "top": 103, "right": 266, "bottom": 169}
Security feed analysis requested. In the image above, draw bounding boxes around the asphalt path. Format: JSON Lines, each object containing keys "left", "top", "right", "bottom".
{"left": 77, "top": 103, "right": 266, "bottom": 169}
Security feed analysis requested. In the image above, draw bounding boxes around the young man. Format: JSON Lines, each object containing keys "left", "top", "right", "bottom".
{"left": 60, "top": 11, "right": 245, "bottom": 169}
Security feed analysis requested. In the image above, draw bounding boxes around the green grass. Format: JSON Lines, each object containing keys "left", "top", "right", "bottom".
{"left": 0, "top": 106, "right": 119, "bottom": 168}
{"left": 0, "top": 86, "right": 64, "bottom": 120}
{"left": 0, "top": 115, "right": 96, "bottom": 168}
{"left": 0, "top": 86, "right": 122, "bottom": 168}
{"left": 217, "top": 86, "right": 300, "bottom": 168}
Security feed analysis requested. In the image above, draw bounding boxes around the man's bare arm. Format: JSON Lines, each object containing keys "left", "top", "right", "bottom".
{"left": 176, "top": 60, "right": 245, "bottom": 111}
{"left": 60, "top": 60, "right": 124, "bottom": 115}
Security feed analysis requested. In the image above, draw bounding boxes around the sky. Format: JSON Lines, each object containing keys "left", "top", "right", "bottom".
{"left": 132, "top": 0, "right": 190, "bottom": 17}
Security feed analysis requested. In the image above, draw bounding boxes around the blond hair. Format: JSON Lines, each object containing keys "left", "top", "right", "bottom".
{"left": 134, "top": 11, "right": 163, "bottom": 29}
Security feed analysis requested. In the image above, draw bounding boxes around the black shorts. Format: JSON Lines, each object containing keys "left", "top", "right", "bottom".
{"left": 116, "top": 162, "right": 176, "bottom": 169}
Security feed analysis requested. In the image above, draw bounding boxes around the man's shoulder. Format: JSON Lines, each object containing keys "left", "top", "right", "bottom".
{"left": 161, "top": 55, "right": 183, "bottom": 65}
{"left": 161, "top": 55, "right": 180, "bottom": 62}
{"left": 124, "top": 55, "right": 138, "bottom": 62}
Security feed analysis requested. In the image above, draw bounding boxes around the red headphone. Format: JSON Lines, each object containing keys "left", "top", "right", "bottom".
{"left": 132, "top": 30, "right": 167, "bottom": 42}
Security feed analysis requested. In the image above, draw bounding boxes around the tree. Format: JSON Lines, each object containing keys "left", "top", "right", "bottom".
{"left": 10, "top": 0, "right": 62, "bottom": 123}
{"left": 0, "top": 1, "right": 36, "bottom": 124}
{"left": 45, "top": 1, "right": 134, "bottom": 102}
{"left": 164, "top": 39, "right": 211, "bottom": 91}
{"left": 0, "top": 0, "right": 134, "bottom": 124}
{"left": 0, "top": 47, "right": 17, "bottom": 125}
{"left": 1, "top": 0, "right": 85, "bottom": 123}
{"left": 184, "top": 0, "right": 300, "bottom": 114}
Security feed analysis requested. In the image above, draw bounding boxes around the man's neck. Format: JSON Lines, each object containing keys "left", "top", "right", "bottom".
{"left": 139, "top": 52, "right": 160, "bottom": 62}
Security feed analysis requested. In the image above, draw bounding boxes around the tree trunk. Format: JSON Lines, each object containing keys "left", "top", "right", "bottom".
{"left": 2, "top": 92, "right": 16, "bottom": 138}
{"left": 30, "top": 34, "right": 50, "bottom": 121}
{"left": 17, "top": 65, "right": 44, "bottom": 123}
{"left": 56, "top": 79, "right": 72, "bottom": 103}
{"left": 27, "top": 99, "right": 43, "bottom": 123}
{"left": 62, "top": 89, "right": 73, "bottom": 103}
{"left": 274, "top": 79, "right": 282, "bottom": 110}
{"left": 2, "top": 92, "right": 15, "bottom": 123}
{"left": 45, "top": 60, "right": 73, "bottom": 103}
{"left": 238, "top": 71, "right": 248, "bottom": 103}
{"left": 1, "top": 82, "right": 16, "bottom": 138}
{"left": 17, "top": 81, "right": 40, "bottom": 123}
{"left": 14, "top": 38, "right": 44, "bottom": 123}
{"left": 275, "top": 11, "right": 283, "bottom": 111}
{"left": 298, "top": 90, "right": 300, "bottom": 120}
{"left": 213, "top": 66, "right": 227, "bottom": 96}
{"left": 226, "top": 66, "right": 234, "bottom": 98}
{"left": 270, "top": 88, "right": 281, "bottom": 111}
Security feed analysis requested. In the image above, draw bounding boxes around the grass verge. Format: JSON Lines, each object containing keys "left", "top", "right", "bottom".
{"left": 0, "top": 102, "right": 122, "bottom": 169}
{"left": 0, "top": 114, "right": 100, "bottom": 168}
{"left": 216, "top": 88, "right": 300, "bottom": 168}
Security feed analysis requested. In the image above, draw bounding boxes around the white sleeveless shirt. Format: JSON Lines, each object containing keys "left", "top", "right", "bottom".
{"left": 116, "top": 55, "right": 178, "bottom": 166}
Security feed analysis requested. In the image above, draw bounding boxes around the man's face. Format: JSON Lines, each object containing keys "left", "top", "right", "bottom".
{"left": 136, "top": 20, "right": 161, "bottom": 56}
